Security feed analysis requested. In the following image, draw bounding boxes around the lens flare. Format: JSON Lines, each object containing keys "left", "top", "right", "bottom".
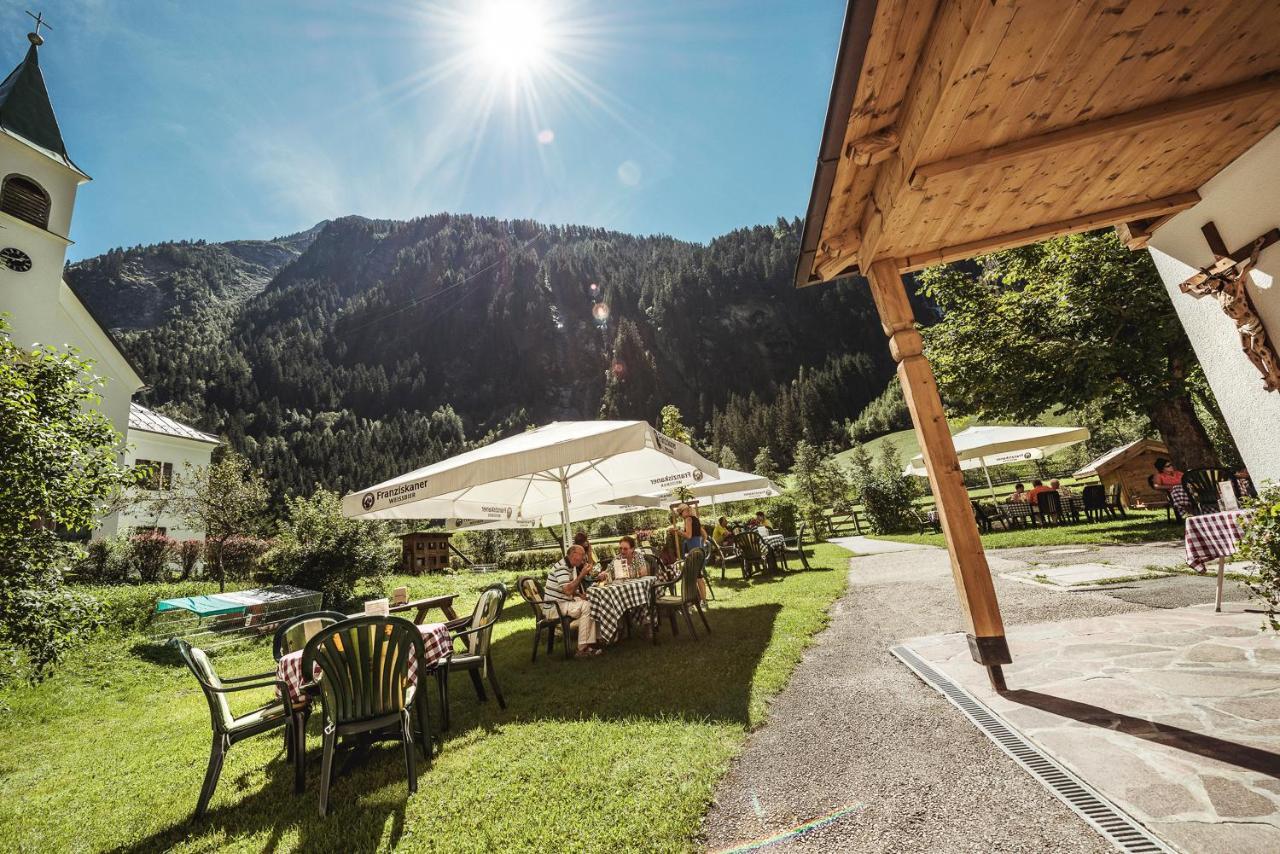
{"left": 592, "top": 301, "right": 610, "bottom": 324}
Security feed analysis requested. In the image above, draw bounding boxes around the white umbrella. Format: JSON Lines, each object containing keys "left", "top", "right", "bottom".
{"left": 613, "top": 467, "right": 782, "bottom": 510}
{"left": 903, "top": 424, "right": 1090, "bottom": 501}
{"left": 341, "top": 421, "right": 719, "bottom": 549}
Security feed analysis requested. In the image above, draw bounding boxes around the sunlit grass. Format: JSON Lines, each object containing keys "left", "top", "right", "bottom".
{"left": 0, "top": 544, "right": 851, "bottom": 852}
{"left": 871, "top": 510, "right": 1182, "bottom": 550}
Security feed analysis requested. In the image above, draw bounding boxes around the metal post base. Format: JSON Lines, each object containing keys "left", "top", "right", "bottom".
{"left": 966, "top": 633, "right": 1012, "bottom": 665}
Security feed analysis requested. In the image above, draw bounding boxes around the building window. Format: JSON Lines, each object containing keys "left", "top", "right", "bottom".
{"left": 135, "top": 459, "right": 173, "bottom": 491}
{"left": 0, "top": 174, "right": 50, "bottom": 229}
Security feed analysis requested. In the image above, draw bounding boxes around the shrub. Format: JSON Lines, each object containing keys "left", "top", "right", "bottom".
{"left": 77, "top": 538, "right": 129, "bottom": 585}
{"left": 177, "top": 540, "right": 202, "bottom": 580}
{"left": 261, "top": 489, "right": 395, "bottom": 609}
{"left": 764, "top": 498, "right": 799, "bottom": 538}
{"left": 851, "top": 442, "right": 918, "bottom": 534}
{"left": 1241, "top": 483, "right": 1280, "bottom": 632}
{"left": 205, "top": 536, "right": 271, "bottom": 581}
{"left": 127, "top": 533, "right": 177, "bottom": 583}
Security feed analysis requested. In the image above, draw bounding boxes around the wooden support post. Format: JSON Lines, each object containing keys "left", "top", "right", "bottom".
{"left": 865, "top": 259, "right": 1011, "bottom": 690}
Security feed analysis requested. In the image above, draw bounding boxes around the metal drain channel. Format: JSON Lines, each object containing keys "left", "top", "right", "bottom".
{"left": 890, "top": 645, "right": 1174, "bottom": 854}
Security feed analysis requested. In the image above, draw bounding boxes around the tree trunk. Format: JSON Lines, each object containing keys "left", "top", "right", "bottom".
{"left": 216, "top": 539, "right": 226, "bottom": 593}
{"left": 1149, "top": 394, "right": 1221, "bottom": 470}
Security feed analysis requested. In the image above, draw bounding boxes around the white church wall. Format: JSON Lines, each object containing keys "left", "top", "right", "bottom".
{"left": 1148, "top": 125, "right": 1280, "bottom": 485}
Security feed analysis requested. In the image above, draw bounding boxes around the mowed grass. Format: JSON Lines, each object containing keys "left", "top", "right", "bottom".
{"left": 0, "top": 544, "right": 852, "bottom": 853}
{"left": 871, "top": 509, "right": 1182, "bottom": 549}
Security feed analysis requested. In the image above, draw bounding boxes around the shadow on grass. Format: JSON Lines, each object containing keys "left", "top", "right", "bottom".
{"left": 130, "top": 641, "right": 186, "bottom": 668}
{"left": 110, "top": 573, "right": 812, "bottom": 852}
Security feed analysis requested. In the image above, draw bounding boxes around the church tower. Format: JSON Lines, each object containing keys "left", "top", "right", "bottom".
{"left": 0, "top": 18, "right": 90, "bottom": 340}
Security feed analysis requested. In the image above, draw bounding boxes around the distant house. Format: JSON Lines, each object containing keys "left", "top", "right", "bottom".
{"left": 101, "top": 404, "right": 220, "bottom": 541}
{"left": 0, "top": 32, "right": 219, "bottom": 541}
{"left": 1073, "top": 439, "right": 1170, "bottom": 509}
{"left": 400, "top": 532, "right": 453, "bottom": 574}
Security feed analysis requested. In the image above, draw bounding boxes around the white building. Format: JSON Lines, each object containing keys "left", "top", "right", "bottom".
{"left": 1146, "top": 127, "right": 1280, "bottom": 485}
{"left": 0, "top": 30, "right": 219, "bottom": 540}
{"left": 104, "top": 404, "right": 221, "bottom": 541}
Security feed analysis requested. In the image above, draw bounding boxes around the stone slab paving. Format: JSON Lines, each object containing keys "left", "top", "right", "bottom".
{"left": 1009, "top": 561, "right": 1173, "bottom": 587}
{"left": 904, "top": 602, "right": 1280, "bottom": 853}
{"left": 827, "top": 535, "right": 940, "bottom": 555}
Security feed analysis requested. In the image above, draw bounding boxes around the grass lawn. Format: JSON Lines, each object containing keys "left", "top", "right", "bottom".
{"left": 0, "top": 543, "right": 853, "bottom": 853}
{"left": 870, "top": 509, "right": 1183, "bottom": 549}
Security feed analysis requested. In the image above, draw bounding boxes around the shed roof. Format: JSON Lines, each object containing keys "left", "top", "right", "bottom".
{"left": 1073, "top": 438, "right": 1168, "bottom": 478}
{"left": 128, "top": 403, "right": 220, "bottom": 445}
{"left": 797, "top": 0, "right": 1280, "bottom": 286}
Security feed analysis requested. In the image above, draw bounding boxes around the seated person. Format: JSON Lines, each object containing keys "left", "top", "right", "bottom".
{"left": 1027, "top": 480, "right": 1053, "bottom": 503}
{"left": 1152, "top": 457, "right": 1184, "bottom": 492}
{"left": 753, "top": 510, "right": 771, "bottom": 532}
{"left": 1050, "top": 478, "right": 1073, "bottom": 498}
{"left": 712, "top": 516, "right": 732, "bottom": 545}
{"left": 544, "top": 545, "right": 601, "bottom": 658}
{"left": 607, "top": 535, "right": 643, "bottom": 580}
{"left": 1006, "top": 483, "right": 1029, "bottom": 503}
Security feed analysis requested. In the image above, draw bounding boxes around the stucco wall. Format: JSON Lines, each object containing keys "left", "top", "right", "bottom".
{"left": 1147, "top": 126, "right": 1280, "bottom": 485}
{"left": 109, "top": 430, "right": 217, "bottom": 542}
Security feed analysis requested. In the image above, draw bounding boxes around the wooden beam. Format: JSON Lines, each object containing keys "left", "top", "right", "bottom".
{"left": 864, "top": 259, "right": 1011, "bottom": 689}
{"left": 897, "top": 192, "right": 1201, "bottom": 272}
{"left": 910, "top": 74, "right": 1280, "bottom": 188}
{"left": 847, "top": 128, "right": 900, "bottom": 167}
{"left": 1115, "top": 222, "right": 1150, "bottom": 251}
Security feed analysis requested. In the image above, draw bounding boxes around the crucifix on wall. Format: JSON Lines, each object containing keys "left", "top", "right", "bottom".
{"left": 1177, "top": 221, "right": 1280, "bottom": 392}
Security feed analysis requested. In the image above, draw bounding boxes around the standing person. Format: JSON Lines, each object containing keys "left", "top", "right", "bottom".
{"left": 677, "top": 503, "right": 704, "bottom": 551}
{"left": 543, "top": 545, "right": 601, "bottom": 658}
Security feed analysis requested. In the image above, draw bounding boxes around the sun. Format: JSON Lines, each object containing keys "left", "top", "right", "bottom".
{"left": 465, "top": 0, "right": 556, "bottom": 82}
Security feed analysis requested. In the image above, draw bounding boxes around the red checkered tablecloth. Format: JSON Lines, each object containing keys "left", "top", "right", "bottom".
{"left": 276, "top": 622, "right": 452, "bottom": 704}
{"left": 1184, "top": 509, "right": 1252, "bottom": 571}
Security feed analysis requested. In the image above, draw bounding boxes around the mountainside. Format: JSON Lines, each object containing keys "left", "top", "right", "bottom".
{"left": 68, "top": 214, "right": 912, "bottom": 498}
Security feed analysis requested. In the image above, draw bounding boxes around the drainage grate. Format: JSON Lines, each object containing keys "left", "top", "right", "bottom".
{"left": 890, "top": 645, "right": 1174, "bottom": 854}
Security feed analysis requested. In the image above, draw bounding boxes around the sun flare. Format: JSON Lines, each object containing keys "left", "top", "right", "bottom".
{"left": 465, "top": 0, "right": 556, "bottom": 81}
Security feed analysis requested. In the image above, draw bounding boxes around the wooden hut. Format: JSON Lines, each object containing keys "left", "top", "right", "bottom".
{"left": 400, "top": 531, "right": 452, "bottom": 574}
{"left": 1074, "top": 439, "right": 1170, "bottom": 509}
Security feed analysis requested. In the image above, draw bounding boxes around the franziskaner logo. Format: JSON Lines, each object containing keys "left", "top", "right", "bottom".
{"left": 362, "top": 492, "right": 375, "bottom": 510}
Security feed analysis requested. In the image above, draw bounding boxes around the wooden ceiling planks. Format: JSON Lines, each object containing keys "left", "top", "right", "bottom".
{"left": 798, "top": 0, "right": 1280, "bottom": 286}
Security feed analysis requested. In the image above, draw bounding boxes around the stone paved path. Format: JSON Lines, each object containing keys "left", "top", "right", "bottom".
{"left": 700, "top": 547, "right": 1138, "bottom": 852}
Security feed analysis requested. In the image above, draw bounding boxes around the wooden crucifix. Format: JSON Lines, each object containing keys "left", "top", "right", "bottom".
{"left": 1178, "top": 221, "right": 1280, "bottom": 392}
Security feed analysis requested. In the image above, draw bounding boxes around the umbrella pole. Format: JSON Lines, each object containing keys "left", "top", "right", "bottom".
{"left": 981, "top": 458, "right": 998, "bottom": 503}
{"left": 559, "top": 474, "right": 571, "bottom": 553}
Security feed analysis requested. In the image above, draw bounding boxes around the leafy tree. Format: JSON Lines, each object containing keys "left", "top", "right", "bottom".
{"left": 919, "top": 230, "right": 1221, "bottom": 469}
{"left": 848, "top": 379, "right": 910, "bottom": 443}
{"left": 0, "top": 319, "right": 137, "bottom": 681}
{"left": 170, "top": 453, "right": 269, "bottom": 591}
{"left": 848, "top": 442, "right": 917, "bottom": 534}
{"left": 752, "top": 446, "right": 779, "bottom": 480}
{"left": 659, "top": 404, "right": 692, "bottom": 444}
{"left": 262, "top": 489, "right": 394, "bottom": 608}
{"left": 789, "top": 440, "right": 850, "bottom": 533}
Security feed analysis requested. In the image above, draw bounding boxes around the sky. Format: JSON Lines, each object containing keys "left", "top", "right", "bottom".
{"left": 3, "top": 1, "right": 846, "bottom": 260}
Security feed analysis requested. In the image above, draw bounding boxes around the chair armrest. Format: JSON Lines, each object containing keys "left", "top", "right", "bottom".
{"left": 222, "top": 670, "right": 278, "bottom": 684}
{"left": 206, "top": 679, "right": 280, "bottom": 694}
{"left": 444, "top": 616, "right": 470, "bottom": 631}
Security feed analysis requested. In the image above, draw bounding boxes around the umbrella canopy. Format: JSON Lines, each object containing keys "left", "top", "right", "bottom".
{"left": 341, "top": 421, "right": 719, "bottom": 547}
{"left": 613, "top": 467, "right": 782, "bottom": 508}
{"left": 903, "top": 425, "right": 1091, "bottom": 476}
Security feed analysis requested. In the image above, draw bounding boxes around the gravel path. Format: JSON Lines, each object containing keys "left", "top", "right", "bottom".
{"left": 700, "top": 547, "right": 1158, "bottom": 853}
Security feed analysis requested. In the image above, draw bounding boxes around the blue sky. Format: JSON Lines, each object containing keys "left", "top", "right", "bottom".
{"left": 5, "top": 1, "right": 845, "bottom": 260}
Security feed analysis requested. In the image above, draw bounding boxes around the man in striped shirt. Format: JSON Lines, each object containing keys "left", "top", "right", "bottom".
{"left": 544, "top": 544, "right": 601, "bottom": 657}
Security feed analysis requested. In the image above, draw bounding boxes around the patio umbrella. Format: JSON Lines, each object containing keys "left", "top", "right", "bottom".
{"left": 341, "top": 421, "right": 719, "bottom": 549}
{"left": 613, "top": 467, "right": 782, "bottom": 510}
{"left": 903, "top": 424, "right": 1090, "bottom": 501}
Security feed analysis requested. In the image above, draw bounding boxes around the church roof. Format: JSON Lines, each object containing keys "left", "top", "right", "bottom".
{"left": 0, "top": 41, "right": 81, "bottom": 174}
{"left": 128, "top": 403, "right": 221, "bottom": 446}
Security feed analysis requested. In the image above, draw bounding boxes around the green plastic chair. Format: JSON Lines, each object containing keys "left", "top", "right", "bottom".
{"left": 446, "top": 584, "right": 508, "bottom": 727}
{"left": 732, "top": 531, "right": 766, "bottom": 578}
{"left": 517, "top": 575, "right": 574, "bottom": 662}
{"left": 272, "top": 610, "right": 349, "bottom": 661}
{"left": 301, "top": 616, "right": 430, "bottom": 815}
{"left": 172, "top": 638, "right": 296, "bottom": 819}
{"left": 654, "top": 548, "right": 710, "bottom": 639}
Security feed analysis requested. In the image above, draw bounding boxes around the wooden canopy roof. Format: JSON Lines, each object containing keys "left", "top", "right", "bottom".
{"left": 797, "top": 0, "right": 1280, "bottom": 286}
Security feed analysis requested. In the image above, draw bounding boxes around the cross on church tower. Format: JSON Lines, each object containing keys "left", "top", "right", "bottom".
{"left": 25, "top": 10, "right": 51, "bottom": 46}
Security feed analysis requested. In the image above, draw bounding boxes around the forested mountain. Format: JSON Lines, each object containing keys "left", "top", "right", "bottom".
{"left": 67, "top": 214, "right": 916, "bottom": 498}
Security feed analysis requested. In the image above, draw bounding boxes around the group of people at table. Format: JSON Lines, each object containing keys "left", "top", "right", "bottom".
{"left": 541, "top": 503, "right": 775, "bottom": 658}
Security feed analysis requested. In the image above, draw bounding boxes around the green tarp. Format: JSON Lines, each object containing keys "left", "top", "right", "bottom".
{"left": 155, "top": 595, "right": 247, "bottom": 617}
